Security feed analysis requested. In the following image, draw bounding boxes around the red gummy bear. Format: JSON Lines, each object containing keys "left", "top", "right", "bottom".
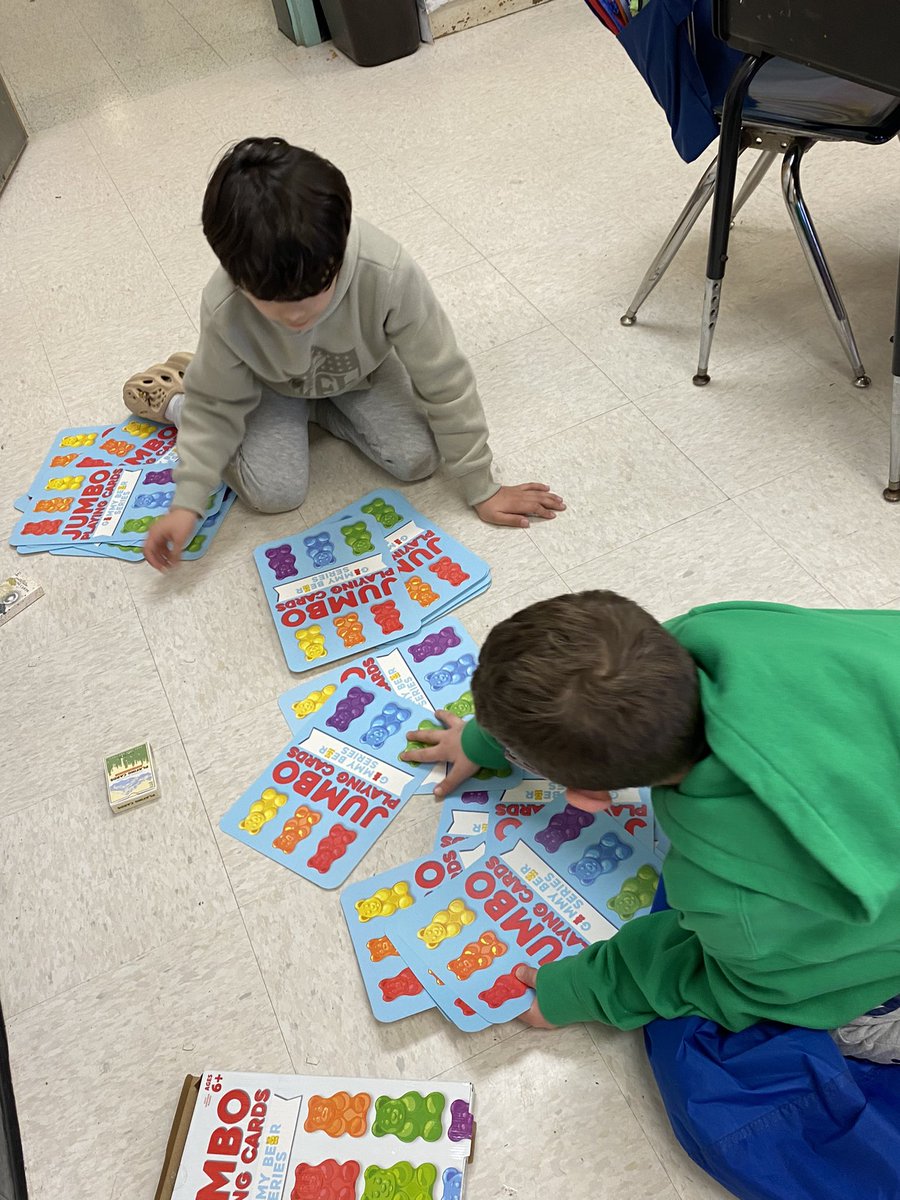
{"left": 75, "top": 457, "right": 109, "bottom": 468}
{"left": 291, "top": 1159, "right": 360, "bottom": 1200}
{"left": 429, "top": 557, "right": 470, "bottom": 587}
{"left": 21, "top": 519, "right": 62, "bottom": 536}
{"left": 307, "top": 824, "right": 357, "bottom": 874}
{"left": 370, "top": 600, "right": 403, "bottom": 634}
{"left": 379, "top": 968, "right": 424, "bottom": 1002}
{"left": 455, "top": 998, "right": 476, "bottom": 1018}
{"left": 478, "top": 970, "right": 528, "bottom": 1010}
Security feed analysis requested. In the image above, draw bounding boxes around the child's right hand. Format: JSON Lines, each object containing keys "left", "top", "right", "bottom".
{"left": 400, "top": 710, "right": 477, "bottom": 798}
{"left": 143, "top": 506, "right": 199, "bottom": 572}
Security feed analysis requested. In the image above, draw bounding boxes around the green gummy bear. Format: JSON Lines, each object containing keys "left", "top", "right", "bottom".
{"left": 206, "top": 494, "right": 216, "bottom": 510}
{"left": 123, "top": 516, "right": 155, "bottom": 533}
{"left": 372, "top": 1091, "right": 444, "bottom": 1144}
{"left": 607, "top": 864, "right": 660, "bottom": 921}
{"left": 362, "top": 1162, "right": 438, "bottom": 1200}
{"left": 474, "top": 763, "right": 512, "bottom": 781}
{"left": 445, "top": 690, "right": 475, "bottom": 719}
{"left": 361, "top": 497, "right": 403, "bottom": 529}
{"left": 109, "top": 543, "right": 143, "bottom": 554}
{"left": 401, "top": 720, "right": 441, "bottom": 761}
{"left": 185, "top": 534, "right": 206, "bottom": 553}
{"left": 341, "top": 521, "right": 374, "bottom": 554}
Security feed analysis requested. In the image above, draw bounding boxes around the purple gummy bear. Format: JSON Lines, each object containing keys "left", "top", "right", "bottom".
{"left": 264, "top": 543, "right": 297, "bottom": 581}
{"left": 535, "top": 804, "right": 596, "bottom": 854}
{"left": 408, "top": 626, "right": 462, "bottom": 663}
{"left": 460, "top": 790, "right": 490, "bottom": 805}
{"left": 144, "top": 468, "right": 173, "bottom": 485}
{"left": 325, "top": 686, "right": 374, "bottom": 733}
{"left": 447, "top": 1099, "right": 473, "bottom": 1143}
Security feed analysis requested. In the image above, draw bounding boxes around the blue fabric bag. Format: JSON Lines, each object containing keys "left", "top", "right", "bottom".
{"left": 643, "top": 880, "right": 900, "bottom": 1199}
{"left": 615, "top": 0, "right": 743, "bottom": 161}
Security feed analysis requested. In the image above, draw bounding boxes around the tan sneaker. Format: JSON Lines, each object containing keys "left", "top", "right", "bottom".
{"left": 123, "top": 351, "right": 193, "bottom": 420}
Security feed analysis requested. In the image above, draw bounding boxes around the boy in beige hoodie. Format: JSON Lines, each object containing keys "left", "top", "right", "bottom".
{"left": 125, "top": 137, "right": 564, "bottom": 572}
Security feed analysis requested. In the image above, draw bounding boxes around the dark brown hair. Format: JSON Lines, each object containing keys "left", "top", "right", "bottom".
{"left": 202, "top": 137, "right": 352, "bottom": 301}
{"left": 471, "top": 591, "right": 703, "bottom": 790}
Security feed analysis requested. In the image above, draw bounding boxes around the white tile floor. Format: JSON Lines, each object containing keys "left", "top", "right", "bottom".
{"left": 1, "top": 1, "right": 899, "bottom": 1196}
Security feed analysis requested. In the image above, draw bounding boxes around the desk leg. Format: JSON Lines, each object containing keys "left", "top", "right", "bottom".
{"left": 693, "top": 53, "right": 770, "bottom": 387}
{"left": 884, "top": 268, "right": 900, "bottom": 500}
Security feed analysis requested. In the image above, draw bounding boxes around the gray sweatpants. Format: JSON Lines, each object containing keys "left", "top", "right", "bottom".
{"left": 225, "top": 354, "right": 440, "bottom": 513}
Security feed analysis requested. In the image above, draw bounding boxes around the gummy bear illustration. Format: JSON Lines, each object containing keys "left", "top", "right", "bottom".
{"left": 122, "top": 419, "right": 157, "bottom": 438}
{"left": 447, "top": 1099, "right": 473, "bottom": 1143}
{"left": 478, "top": 969, "right": 528, "bottom": 1010}
{"left": 239, "top": 787, "right": 287, "bottom": 834}
{"left": 569, "top": 832, "right": 633, "bottom": 885}
{"left": 455, "top": 999, "right": 476, "bottom": 1019}
{"left": 272, "top": 805, "right": 321, "bottom": 853}
{"left": 144, "top": 469, "right": 173, "bottom": 484}
{"left": 535, "top": 804, "right": 596, "bottom": 854}
{"left": 341, "top": 521, "right": 374, "bottom": 554}
{"left": 35, "top": 497, "right": 72, "bottom": 512}
{"left": 361, "top": 497, "right": 403, "bottom": 528}
{"left": 303, "top": 531, "right": 337, "bottom": 567}
{"left": 291, "top": 684, "right": 337, "bottom": 720}
{"left": 367, "top": 936, "right": 399, "bottom": 962}
{"left": 379, "top": 968, "right": 424, "bottom": 1003}
{"left": 442, "top": 1167, "right": 463, "bottom": 1200}
{"left": 428, "top": 557, "right": 469, "bottom": 587}
{"left": 123, "top": 516, "right": 157, "bottom": 534}
{"left": 46, "top": 475, "right": 83, "bottom": 491}
{"left": 361, "top": 702, "right": 411, "bottom": 750}
{"left": 448, "top": 931, "right": 507, "bottom": 980}
{"left": 304, "top": 1091, "right": 371, "bottom": 1138}
{"left": 361, "top": 1162, "right": 437, "bottom": 1200}
{"left": 334, "top": 613, "right": 365, "bottom": 648}
{"left": 408, "top": 627, "right": 461, "bottom": 663}
{"left": 372, "top": 1091, "right": 445, "bottom": 1143}
{"left": 355, "top": 881, "right": 414, "bottom": 922}
{"left": 21, "top": 520, "right": 62, "bottom": 535}
{"left": 607, "top": 864, "right": 660, "bottom": 921}
{"left": 445, "top": 691, "right": 476, "bottom": 719}
{"left": 405, "top": 576, "right": 439, "bottom": 607}
{"left": 134, "top": 490, "right": 170, "bottom": 509}
{"left": 50, "top": 454, "right": 78, "bottom": 467}
{"left": 185, "top": 534, "right": 206, "bottom": 553}
{"left": 424, "top": 655, "right": 476, "bottom": 691}
{"left": 296, "top": 625, "right": 327, "bottom": 661}
{"left": 100, "top": 438, "right": 134, "bottom": 457}
{"left": 292, "top": 1158, "right": 360, "bottom": 1200}
{"left": 307, "top": 824, "right": 356, "bottom": 873}
{"left": 326, "top": 686, "right": 374, "bottom": 733}
{"left": 265, "top": 543, "right": 298, "bottom": 581}
{"left": 371, "top": 601, "right": 403, "bottom": 634}
{"left": 417, "top": 898, "right": 475, "bottom": 949}
{"left": 59, "top": 433, "right": 96, "bottom": 447}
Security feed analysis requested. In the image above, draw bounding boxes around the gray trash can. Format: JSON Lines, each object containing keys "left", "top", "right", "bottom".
{"left": 318, "top": 0, "right": 420, "bottom": 66}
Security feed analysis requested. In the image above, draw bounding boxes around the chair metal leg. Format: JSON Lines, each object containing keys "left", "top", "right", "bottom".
{"left": 781, "top": 139, "right": 870, "bottom": 389}
{"left": 731, "top": 149, "right": 777, "bottom": 222}
{"left": 694, "top": 52, "right": 770, "bottom": 387}
{"left": 620, "top": 157, "right": 718, "bottom": 325}
{"left": 885, "top": 375, "right": 900, "bottom": 501}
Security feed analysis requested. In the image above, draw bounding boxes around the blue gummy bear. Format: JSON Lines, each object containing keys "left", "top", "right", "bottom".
{"left": 442, "top": 1167, "right": 462, "bottom": 1200}
{"left": 568, "top": 831, "right": 633, "bottom": 885}
{"left": 425, "top": 654, "right": 476, "bottom": 691}
{"left": 134, "top": 490, "right": 170, "bottom": 509}
{"left": 361, "top": 703, "right": 412, "bottom": 748}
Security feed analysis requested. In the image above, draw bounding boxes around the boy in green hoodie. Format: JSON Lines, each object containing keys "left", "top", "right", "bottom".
{"left": 402, "top": 591, "right": 900, "bottom": 1063}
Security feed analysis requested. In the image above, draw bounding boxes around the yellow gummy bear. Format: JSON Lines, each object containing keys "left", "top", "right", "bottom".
{"left": 239, "top": 786, "right": 287, "bottom": 834}
{"left": 121, "top": 419, "right": 156, "bottom": 438}
{"left": 417, "top": 898, "right": 476, "bottom": 949}
{"left": 291, "top": 683, "right": 337, "bottom": 720}
{"left": 355, "top": 881, "right": 414, "bottom": 923}
{"left": 47, "top": 475, "right": 84, "bottom": 491}
{"left": 60, "top": 433, "right": 96, "bottom": 447}
{"left": 295, "top": 625, "right": 327, "bottom": 661}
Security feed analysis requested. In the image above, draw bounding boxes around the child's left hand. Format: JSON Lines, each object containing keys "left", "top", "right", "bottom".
{"left": 515, "top": 965, "right": 557, "bottom": 1030}
{"left": 475, "top": 483, "right": 565, "bottom": 529}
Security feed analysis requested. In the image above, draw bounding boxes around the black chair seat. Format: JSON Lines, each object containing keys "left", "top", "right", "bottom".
{"left": 723, "top": 59, "right": 900, "bottom": 142}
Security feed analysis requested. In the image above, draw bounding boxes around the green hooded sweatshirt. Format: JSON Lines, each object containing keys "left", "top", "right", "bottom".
{"left": 460, "top": 602, "right": 900, "bottom": 1031}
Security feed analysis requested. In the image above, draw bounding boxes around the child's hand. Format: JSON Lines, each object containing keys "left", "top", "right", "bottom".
{"left": 400, "top": 710, "right": 477, "bottom": 798}
{"left": 143, "top": 507, "right": 198, "bottom": 572}
{"left": 515, "top": 965, "right": 557, "bottom": 1029}
{"left": 475, "top": 483, "right": 565, "bottom": 529}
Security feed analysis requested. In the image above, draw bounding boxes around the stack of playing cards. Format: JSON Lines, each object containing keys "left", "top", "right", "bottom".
{"left": 253, "top": 488, "right": 492, "bottom": 673}
{"left": 341, "top": 778, "right": 666, "bottom": 1030}
{"left": 0, "top": 573, "right": 44, "bottom": 627}
{"left": 8, "top": 416, "right": 234, "bottom": 562}
{"left": 104, "top": 741, "right": 161, "bottom": 813}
